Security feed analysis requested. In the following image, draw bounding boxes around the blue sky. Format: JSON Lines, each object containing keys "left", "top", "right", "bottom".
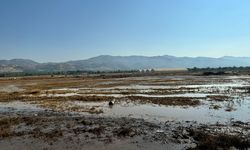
{"left": 0, "top": 0, "right": 250, "bottom": 62}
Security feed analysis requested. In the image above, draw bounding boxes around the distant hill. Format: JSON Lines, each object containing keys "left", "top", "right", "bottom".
{"left": 1, "top": 55, "right": 250, "bottom": 72}
{"left": 0, "top": 59, "right": 39, "bottom": 73}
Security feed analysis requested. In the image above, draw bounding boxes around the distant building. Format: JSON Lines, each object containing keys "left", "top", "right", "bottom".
{"left": 154, "top": 68, "right": 187, "bottom": 72}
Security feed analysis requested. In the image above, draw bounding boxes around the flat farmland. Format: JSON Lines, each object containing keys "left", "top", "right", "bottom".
{"left": 1, "top": 74, "right": 250, "bottom": 149}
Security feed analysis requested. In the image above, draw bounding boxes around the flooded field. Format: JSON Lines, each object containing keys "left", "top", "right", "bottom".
{"left": 1, "top": 74, "right": 250, "bottom": 149}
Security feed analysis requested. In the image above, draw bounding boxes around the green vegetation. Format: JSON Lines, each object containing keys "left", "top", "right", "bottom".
{"left": 188, "top": 66, "right": 250, "bottom": 72}
{"left": 0, "top": 70, "right": 140, "bottom": 77}
{"left": 188, "top": 66, "right": 250, "bottom": 75}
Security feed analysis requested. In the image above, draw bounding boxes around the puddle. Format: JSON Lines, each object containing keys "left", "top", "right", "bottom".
{"left": 63, "top": 96, "right": 250, "bottom": 124}
{"left": 0, "top": 101, "right": 44, "bottom": 112}
{"left": 40, "top": 93, "right": 80, "bottom": 97}
{"left": 38, "top": 92, "right": 221, "bottom": 98}
{"left": 85, "top": 83, "right": 249, "bottom": 90}
{"left": 0, "top": 85, "right": 24, "bottom": 93}
{"left": 47, "top": 88, "right": 80, "bottom": 91}
{"left": 132, "top": 93, "right": 217, "bottom": 98}
{"left": 227, "top": 76, "right": 250, "bottom": 79}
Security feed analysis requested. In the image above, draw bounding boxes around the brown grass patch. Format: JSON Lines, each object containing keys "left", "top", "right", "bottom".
{"left": 189, "top": 130, "right": 250, "bottom": 149}
{"left": 126, "top": 96, "right": 200, "bottom": 106}
{"left": 207, "top": 95, "right": 231, "bottom": 101}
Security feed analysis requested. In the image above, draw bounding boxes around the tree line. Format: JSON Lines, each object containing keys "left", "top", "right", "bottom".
{"left": 188, "top": 66, "right": 250, "bottom": 72}
{"left": 0, "top": 70, "right": 140, "bottom": 77}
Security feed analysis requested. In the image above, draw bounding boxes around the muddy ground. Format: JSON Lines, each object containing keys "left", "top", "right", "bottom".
{"left": 1, "top": 74, "right": 250, "bottom": 149}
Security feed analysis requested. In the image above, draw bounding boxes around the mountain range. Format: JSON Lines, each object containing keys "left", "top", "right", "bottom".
{"left": 1, "top": 55, "right": 250, "bottom": 73}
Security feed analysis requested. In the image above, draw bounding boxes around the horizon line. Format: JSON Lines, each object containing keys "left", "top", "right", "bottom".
{"left": 1, "top": 54, "right": 250, "bottom": 63}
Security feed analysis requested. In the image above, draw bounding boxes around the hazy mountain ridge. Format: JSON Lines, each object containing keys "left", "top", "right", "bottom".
{"left": 1, "top": 55, "right": 250, "bottom": 72}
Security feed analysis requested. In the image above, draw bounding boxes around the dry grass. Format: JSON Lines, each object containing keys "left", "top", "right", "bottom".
{"left": 126, "top": 96, "right": 200, "bottom": 106}
{"left": 189, "top": 130, "right": 250, "bottom": 149}
{"left": 0, "top": 117, "right": 36, "bottom": 138}
{"left": 207, "top": 95, "right": 231, "bottom": 101}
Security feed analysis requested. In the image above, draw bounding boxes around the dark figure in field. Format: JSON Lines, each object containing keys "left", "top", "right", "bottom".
{"left": 109, "top": 101, "right": 114, "bottom": 106}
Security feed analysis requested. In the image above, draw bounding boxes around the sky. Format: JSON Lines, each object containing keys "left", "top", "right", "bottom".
{"left": 0, "top": 0, "right": 250, "bottom": 62}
